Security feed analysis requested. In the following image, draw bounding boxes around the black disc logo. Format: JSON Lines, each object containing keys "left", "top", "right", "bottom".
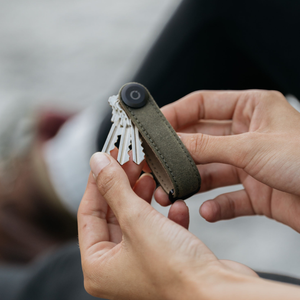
{"left": 130, "top": 90, "right": 141, "bottom": 100}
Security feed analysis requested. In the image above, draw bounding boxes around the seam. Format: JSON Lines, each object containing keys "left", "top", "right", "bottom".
{"left": 146, "top": 154, "right": 169, "bottom": 192}
{"left": 148, "top": 100, "right": 201, "bottom": 187}
{"left": 127, "top": 106, "right": 179, "bottom": 195}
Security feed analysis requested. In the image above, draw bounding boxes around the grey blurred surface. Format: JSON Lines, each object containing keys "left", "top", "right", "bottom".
{"left": 1, "top": 0, "right": 300, "bottom": 279}
{"left": 0, "top": 0, "right": 180, "bottom": 111}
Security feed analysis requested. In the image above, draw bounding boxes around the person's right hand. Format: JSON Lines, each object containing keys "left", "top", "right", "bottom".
{"left": 156, "top": 90, "right": 300, "bottom": 233}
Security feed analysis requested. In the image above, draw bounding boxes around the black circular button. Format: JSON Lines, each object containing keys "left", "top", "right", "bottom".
{"left": 120, "top": 83, "right": 147, "bottom": 108}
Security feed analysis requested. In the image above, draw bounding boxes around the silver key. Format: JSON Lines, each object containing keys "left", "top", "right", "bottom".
{"left": 131, "top": 125, "right": 144, "bottom": 165}
{"left": 117, "top": 113, "right": 131, "bottom": 164}
{"left": 102, "top": 96, "right": 121, "bottom": 154}
{"left": 102, "top": 95, "right": 145, "bottom": 165}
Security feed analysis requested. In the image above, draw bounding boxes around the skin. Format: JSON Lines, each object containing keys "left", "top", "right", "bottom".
{"left": 78, "top": 90, "right": 300, "bottom": 299}
{"left": 157, "top": 90, "right": 300, "bottom": 233}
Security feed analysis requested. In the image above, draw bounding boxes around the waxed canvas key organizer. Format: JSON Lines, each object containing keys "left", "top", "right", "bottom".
{"left": 103, "top": 82, "right": 201, "bottom": 202}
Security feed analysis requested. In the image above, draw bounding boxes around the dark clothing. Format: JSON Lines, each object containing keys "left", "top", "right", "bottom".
{"left": 134, "top": 0, "right": 300, "bottom": 106}
{"left": 98, "top": 0, "right": 300, "bottom": 147}
{"left": 257, "top": 272, "right": 300, "bottom": 286}
{"left": 0, "top": 242, "right": 100, "bottom": 300}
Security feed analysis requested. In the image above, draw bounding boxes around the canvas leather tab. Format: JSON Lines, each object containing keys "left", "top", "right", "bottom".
{"left": 119, "top": 83, "right": 201, "bottom": 202}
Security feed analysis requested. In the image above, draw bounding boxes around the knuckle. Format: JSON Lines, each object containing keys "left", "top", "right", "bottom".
{"left": 259, "top": 90, "right": 284, "bottom": 104}
{"left": 263, "top": 90, "right": 284, "bottom": 105}
{"left": 268, "top": 90, "right": 284, "bottom": 99}
{"left": 244, "top": 90, "right": 266, "bottom": 105}
{"left": 235, "top": 132, "right": 258, "bottom": 168}
{"left": 96, "top": 166, "right": 118, "bottom": 198}
{"left": 240, "top": 90, "right": 286, "bottom": 113}
{"left": 189, "top": 90, "right": 202, "bottom": 98}
{"left": 187, "top": 134, "right": 209, "bottom": 155}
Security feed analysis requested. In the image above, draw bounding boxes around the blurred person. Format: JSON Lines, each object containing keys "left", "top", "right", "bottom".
{"left": 0, "top": 103, "right": 78, "bottom": 263}
{"left": 1, "top": 0, "right": 300, "bottom": 299}
{"left": 0, "top": 103, "right": 100, "bottom": 299}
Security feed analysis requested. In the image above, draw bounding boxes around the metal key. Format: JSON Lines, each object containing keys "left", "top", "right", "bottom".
{"left": 117, "top": 113, "right": 131, "bottom": 164}
{"left": 101, "top": 96, "right": 122, "bottom": 154}
{"left": 102, "top": 95, "right": 145, "bottom": 165}
{"left": 131, "top": 125, "right": 144, "bottom": 165}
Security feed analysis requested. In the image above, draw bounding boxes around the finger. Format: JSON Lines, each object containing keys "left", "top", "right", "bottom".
{"left": 90, "top": 152, "right": 149, "bottom": 223}
{"left": 109, "top": 148, "right": 144, "bottom": 187}
{"left": 154, "top": 186, "right": 171, "bottom": 206}
{"left": 122, "top": 152, "right": 145, "bottom": 187}
{"left": 133, "top": 173, "right": 156, "bottom": 204}
{"left": 161, "top": 90, "right": 245, "bottom": 131}
{"left": 179, "top": 132, "right": 254, "bottom": 168}
{"left": 200, "top": 189, "right": 255, "bottom": 222}
{"left": 109, "top": 147, "right": 118, "bottom": 160}
{"left": 78, "top": 172, "right": 113, "bottom": 257}
{"left": 105, "top": 149, "right": 144, "bottom": 234}
{"left": 198, "top": 163, "right": 240, "bottom": 192}
{"left": 142, "top": 161, "right": 152, "bottom": 174}
{"left": 168, "top": 201, "right": 190, "bottom": 229}
{"left": 155, "top": 164, "right": 241, "bottom": 207}
{"left": 154, "top": 165, "right": 240, "bottom": 208}
{"left": 179, "top": 120, "right": 232, "bottom": 136}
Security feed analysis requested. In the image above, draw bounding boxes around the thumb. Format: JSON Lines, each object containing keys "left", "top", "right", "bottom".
{"left": 179, "top": 132, "right": 254, "bottom": 168}
{"left": 90, "top": 152, "right": 145, "bottom": 223}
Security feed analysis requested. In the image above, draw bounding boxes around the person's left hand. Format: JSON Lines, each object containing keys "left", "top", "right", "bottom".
{"left": 78, "top": 151, "right": 257, "bottom": 300}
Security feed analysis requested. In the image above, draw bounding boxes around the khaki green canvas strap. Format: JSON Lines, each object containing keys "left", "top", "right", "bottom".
{"left": 119, "top": 83, "right": 201, "bottom": 202}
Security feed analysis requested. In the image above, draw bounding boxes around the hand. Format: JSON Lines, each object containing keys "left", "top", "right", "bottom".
{"left": 78, "top": 151, "right": 257, "bottom": 300}
{"left": 156, "top": 90, "right": 300, "bottom": 233}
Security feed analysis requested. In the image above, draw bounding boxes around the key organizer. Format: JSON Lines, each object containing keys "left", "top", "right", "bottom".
{"left": 118, "top": 82, "right": 201, "bottom": 202}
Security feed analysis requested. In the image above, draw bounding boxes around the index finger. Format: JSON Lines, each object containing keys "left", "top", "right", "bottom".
{"left": 161, "top": 90, "right": 244, "bottom": 131}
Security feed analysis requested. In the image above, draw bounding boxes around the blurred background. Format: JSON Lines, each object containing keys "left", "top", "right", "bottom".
{"left": 1, "top": 0, "right": 300, "bottom": 279}
{"left": 0, "top": 0, "right": 180, "bottom": 111}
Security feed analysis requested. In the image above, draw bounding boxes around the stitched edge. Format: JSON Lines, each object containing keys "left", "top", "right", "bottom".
{"left": 146, "top": 153, "right": 170, "bottom": 192}
{"left": 127, "top": 107, "right": 179, "bottom": 195}
{"left": 147, "top": 100, "right": 201, "bottom": 188}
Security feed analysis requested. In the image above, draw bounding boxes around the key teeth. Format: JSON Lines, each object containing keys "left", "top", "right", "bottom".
{"left": 119, "top": 155, "right": 130, "bottom": 166}
{"left": 137, "top": 140, "right": 145, "bottom": 165}
{"left": 103, "top": 94, "right": 145, "bottom": 165}
{"left": 132, "top": 132, "right": 145, "bottom": 165}
{"left": 134, "top": 152, "right": 145, "bottom": 165}
{"left": 108, "top": 95, "right": 118, "bottom": 107}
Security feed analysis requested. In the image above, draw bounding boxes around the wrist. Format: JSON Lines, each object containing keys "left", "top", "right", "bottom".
{"left": 171, "top": 262, "right": 257, "bottom": 300}
{"left": 162, "top": 262, "right": 234, "bottom": 300}
{"left": 192, "top": 263, "right": 245, "bottom": 300}
{"left": 191, "top": 263, "right": 300, "bottom": 300}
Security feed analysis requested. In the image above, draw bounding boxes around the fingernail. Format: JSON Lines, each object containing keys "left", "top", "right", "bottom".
{"left": 90, "top": 152, "right": 111, "bottom": 178}
{"left": 140, "top": 173, "right": 153, "bottom": 179}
